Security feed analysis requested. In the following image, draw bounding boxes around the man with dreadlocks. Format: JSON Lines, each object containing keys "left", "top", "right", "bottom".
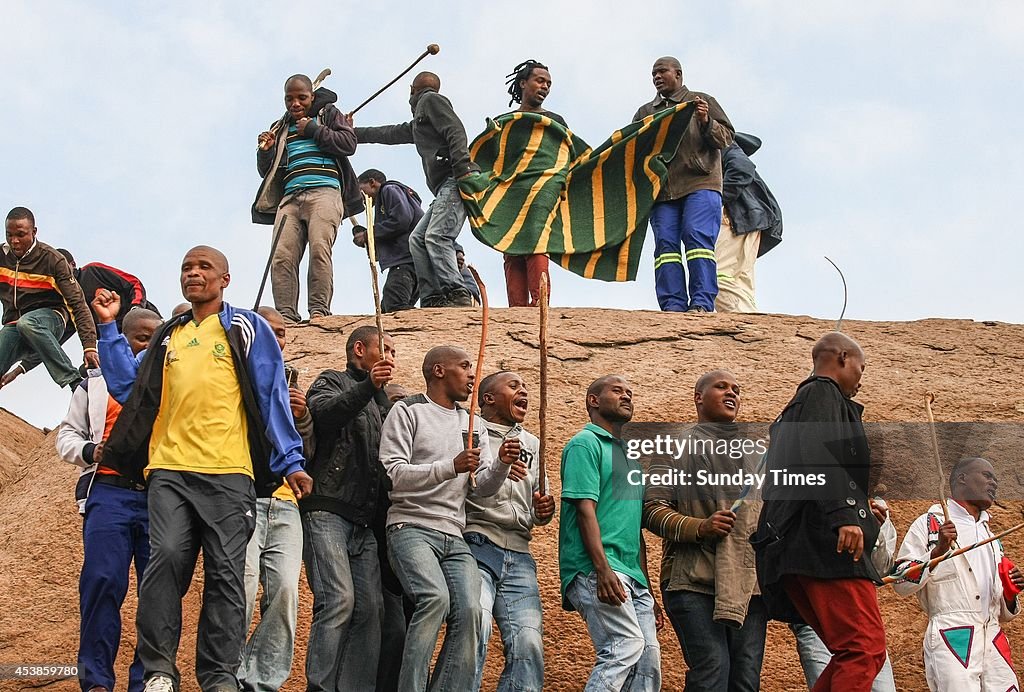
{"left": 500, "top": 60, "right": 567, "bottom": 307}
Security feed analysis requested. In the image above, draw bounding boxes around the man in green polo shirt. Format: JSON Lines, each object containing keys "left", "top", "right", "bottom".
{"left": 559, "top": 374, "right": 662, "bottom": 691}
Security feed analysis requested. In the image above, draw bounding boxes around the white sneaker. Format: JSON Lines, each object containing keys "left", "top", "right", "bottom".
{"left": 143, "top": 676, "right": 174, "bottom": 692}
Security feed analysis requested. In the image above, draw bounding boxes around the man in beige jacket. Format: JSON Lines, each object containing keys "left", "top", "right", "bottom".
{"left": 642, "top": 369, "right": 765, "bottom": 691}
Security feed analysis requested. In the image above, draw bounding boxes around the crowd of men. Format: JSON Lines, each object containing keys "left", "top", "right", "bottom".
{"left": 0, "top": 55, "right": 1014, "bottom": 692}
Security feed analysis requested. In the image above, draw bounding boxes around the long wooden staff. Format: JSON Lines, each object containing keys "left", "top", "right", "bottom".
{"left": 884, "top": 521, "right": 1024, "bottom": 584}
{"left": 537, "top": 272, "right": 549, "bottom": 494}
{"left": 254, "top": 214, "right": 288, "bottom": 309}
{"left": 926, "top": 392, "right": 951, "bottom": 523}
{"left": 349, "top": 44, "right": 440, "bottom": 116}
{"left": 467, "top": 265, "right": 488, "bottom": 489}
{"left": 362, "top": 193, "right": 385, "bottom": 355}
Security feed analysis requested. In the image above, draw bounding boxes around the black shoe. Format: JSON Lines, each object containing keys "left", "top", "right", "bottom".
{"left": 686, "top": 305, "right": 712, "bottom": 313}
{"left": 420, "top": 294, "right": 449, "bottom": 308}
{"left": 447, "top": 288, "right": 475, "bottom": 307}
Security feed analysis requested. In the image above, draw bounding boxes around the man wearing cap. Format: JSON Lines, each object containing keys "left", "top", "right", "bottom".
{"left": 633, "top": 57, "right": 734, "bottom": 313}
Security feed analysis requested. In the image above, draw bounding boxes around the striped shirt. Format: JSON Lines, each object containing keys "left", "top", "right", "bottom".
{"left": 283, "top": 122, "right": 341, "bottom": 195}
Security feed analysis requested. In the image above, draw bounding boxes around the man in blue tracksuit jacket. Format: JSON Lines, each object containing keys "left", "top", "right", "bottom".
{"left": 92, "top": 245, "right": 312, "bottom": 692}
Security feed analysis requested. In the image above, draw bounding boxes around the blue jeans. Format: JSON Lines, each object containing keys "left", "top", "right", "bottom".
{"left": 471, "top": 544, "right": 544, "bottom": 692}
{"left": 0, "top": 308, "right": 80, "bottom": 387}
{"left": 408, "top": 178, "right": 467, "bottom": 301}
{"left": 79, "top": 481, "right": 149, "bottom": 692}
{"left": 566, "top": 571, "right": 662, "bottom": 692}
{"left": 302, "top": 510, "right": 383, "bottom": 692}
{"left": 388, "top": 524, "right": 482, "bottom": 691}
{"left": 790, "top": 623, "right": 897, "bottom": 692}
{"left": 650, "top": 190, "right": 723, "bottom": 311}
{"left": 662, "top": 590, "right": 767, "bottom": 692}
{"left": 238, "top": 498, "right": 302, "bottom": 692}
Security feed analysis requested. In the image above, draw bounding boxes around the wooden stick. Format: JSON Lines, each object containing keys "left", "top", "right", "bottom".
{"left": 884, "top": 521, "right": 1024, "bottom": 584}
{"left": 925, "top": 392, "right": 951, "bottom": 522}
{"left": 254, "top": 214, "right": 288, "bottom": 309}
{"left": 466, "top": 265, "right": 488, "bottom": 489}
{"left": 362, "top": 193, "right": 385, "bottom": 355}
{"left": 349, "top": 44, "right": 440, "bottom": 116}
{"left": 538, "top": 272, "right": 549, "bottom": 495}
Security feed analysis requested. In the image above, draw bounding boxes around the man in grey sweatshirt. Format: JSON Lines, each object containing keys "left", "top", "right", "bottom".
{"left": 466, "top": 371, "right": 556, "bottom": 692}
{"left": 352, "top": 72, "right": 481, "bottom": 308}
{"left": 379, "top": 345, "right": 515, "bottom": 691}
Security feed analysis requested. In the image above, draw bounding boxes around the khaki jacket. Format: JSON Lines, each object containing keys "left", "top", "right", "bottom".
{"left": 642, "top": 423, "right": 761, "bottom": 627}
{"left": 633, "top": 86, "right": 734, "bottom": 201}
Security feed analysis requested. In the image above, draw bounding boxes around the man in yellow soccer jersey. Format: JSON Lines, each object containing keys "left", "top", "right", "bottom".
{"left": 92, "top": 245, "right": 312, "bottom": 692}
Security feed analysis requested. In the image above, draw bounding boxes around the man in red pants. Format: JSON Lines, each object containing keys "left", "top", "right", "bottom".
{"left": 753, "top": 332, "right": 886, "bottom": 691}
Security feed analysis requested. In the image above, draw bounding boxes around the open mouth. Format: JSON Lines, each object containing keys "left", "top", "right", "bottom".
{"left": 723, "top": 399, "right": 737, "bottom": 410}
{"left": 512, "top": 396, "right": 529, "bottom": 414}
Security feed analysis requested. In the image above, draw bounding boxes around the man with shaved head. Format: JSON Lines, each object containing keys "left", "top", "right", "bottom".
{"left": 93, "top": 245, "right": 312, "bottom": 692}
{"left": 633, "top": 57, "right": 734, "bottom": 313}
{"left": 754, "top": 332, "right": 886, "bottom": 691}
{"left": 643, "top": 369, "right": 767, "bottom": 691}
{"left": 354, "top": 71, "right": 481, "bottom": 307}
{"left": 466, "top": 370, "right": 555, "bottom": 691}
{"left": 56, "top": 307, "right": 161, "bottom": 692}
{"left": 894, "top": 457, "right": 1023, "bottom": 690}
{"left": 559, "top": 374, "right": 662, "bottom": 690}
{"left": 379, "top": 345, "right": 515, "bottom": 689}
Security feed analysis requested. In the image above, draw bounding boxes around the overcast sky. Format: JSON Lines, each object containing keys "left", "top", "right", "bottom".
{"left": 4, "top": 1, "right": 1023, "bottom": 427}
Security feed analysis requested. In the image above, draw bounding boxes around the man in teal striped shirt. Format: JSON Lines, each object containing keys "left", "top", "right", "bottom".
{"left": 257, "top": 74, "right": 359, "bottom": 324}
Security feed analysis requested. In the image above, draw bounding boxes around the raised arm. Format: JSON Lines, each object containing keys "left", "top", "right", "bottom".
{"left": 247, "top": 313, "right": 306, "bottom": 479}
{"left": 354, "top": 122, "right": 415, "bottom": 145}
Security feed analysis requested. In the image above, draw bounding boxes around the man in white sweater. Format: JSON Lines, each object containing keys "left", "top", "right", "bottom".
{"left": 466, "top": 370, "right": 556, "bottom": 692}
{"left": 379, "top": 345, "right": 515, "bottom": 691}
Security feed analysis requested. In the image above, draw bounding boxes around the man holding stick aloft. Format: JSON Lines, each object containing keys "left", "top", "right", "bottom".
{"left": 466, "top": 370, "right": 555, "bottom": 691}
{"left": 352, "top": 72, "right": 480, "bottom": 308}
{"left": 301, "top": 325, "right": 395, "bottom": 691}
{"left": 378, "top": 346, "right": 516, "bottom": 690}
{"left": 893, "top": 457, "right": 1023, "bottom": 691}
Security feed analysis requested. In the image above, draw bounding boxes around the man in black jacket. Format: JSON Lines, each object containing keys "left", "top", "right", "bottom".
{"left": 356, "top": 169, "right": 423, "bottom": 312}
{"left": 353, "top": 71, "right": 480, "bottom": 308}
{"left": 301, "top": 325, "right": 396, "bottom": 691}
{"left": 254, "top": 74, "right": 363, "bottom": 324}
{"left": 754, "top": 332, "right": 886, "bottom": 692}
{"left": 714, "top": 133, "right": 783, "bottom": 313}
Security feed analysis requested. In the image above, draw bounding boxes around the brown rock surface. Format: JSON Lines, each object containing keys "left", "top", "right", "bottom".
{"left": 1, "top": 308, "right": 1023, "bottom": 691}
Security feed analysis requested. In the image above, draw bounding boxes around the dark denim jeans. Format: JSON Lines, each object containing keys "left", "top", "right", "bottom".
{"left": 302, "top": 510, "right": 383, "bottom": 692}
{"left": 662, "top": 589, "right": 767, "bottom": 692}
